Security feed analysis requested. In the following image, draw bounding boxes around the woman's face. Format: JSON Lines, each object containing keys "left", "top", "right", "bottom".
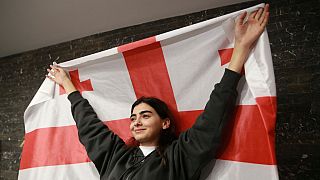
{"left": 130, "top": 103, "right": 169, "bottom": 146}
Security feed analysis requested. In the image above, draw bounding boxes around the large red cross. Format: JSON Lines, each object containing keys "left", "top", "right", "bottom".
{"left": 121, "top": 39, "right": 201, "bottom": 134}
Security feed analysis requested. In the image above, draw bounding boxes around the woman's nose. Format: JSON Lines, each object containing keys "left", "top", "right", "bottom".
{"left": 133, "top": 118, "right": 142, "bottom": 126}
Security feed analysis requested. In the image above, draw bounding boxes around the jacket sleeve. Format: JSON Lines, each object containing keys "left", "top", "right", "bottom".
{"left": 68, "top": 92, "right": 126, "bottom": 174}
{"left": 172, "top": 69, "right": 241, "bottom": 178}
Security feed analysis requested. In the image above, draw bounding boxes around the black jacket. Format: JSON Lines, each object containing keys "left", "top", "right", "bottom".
{"left": 68, "top": 69, "right": 241, "bottom": 180}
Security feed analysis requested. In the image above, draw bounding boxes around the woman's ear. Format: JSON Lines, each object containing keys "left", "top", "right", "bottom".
{"left": 162, "top": 118, "right": 170, "bottom": 129}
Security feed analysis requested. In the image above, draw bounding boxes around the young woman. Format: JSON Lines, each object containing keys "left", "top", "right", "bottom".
{"left": 47, "top": 5, "right": 269, "bottom": 180}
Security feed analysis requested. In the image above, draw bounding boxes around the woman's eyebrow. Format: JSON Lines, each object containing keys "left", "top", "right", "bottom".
{"left": 139, "top": 110, "right": 152, "bottom": 115}
{"left": 130, "top": 110, "right": 153, "bottom": 118}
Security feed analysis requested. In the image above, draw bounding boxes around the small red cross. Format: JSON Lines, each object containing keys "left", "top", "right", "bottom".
{"left": 59, "top": 69, "right": 93, "bottom": 95}
{"left": 218, "top": 48, "right": 234, "bottom": 66}
{"left": 218, "top": 48, "right": 245, "bottom": 74}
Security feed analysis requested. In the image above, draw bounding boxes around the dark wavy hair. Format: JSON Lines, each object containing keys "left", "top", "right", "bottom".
{"left": 131, "top": 96, "right": 177, "bottom": 166}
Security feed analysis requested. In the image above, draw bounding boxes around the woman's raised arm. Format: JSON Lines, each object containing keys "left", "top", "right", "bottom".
{"left": 228, "top": 4, "right": 269, "bottom": 73}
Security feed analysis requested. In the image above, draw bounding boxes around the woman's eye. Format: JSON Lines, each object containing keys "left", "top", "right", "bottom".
{"left": 130, "top": 117, "right": 136, "bottom": 121}
{"left": 143, "top": 114, "right": 150, "bottom": 119}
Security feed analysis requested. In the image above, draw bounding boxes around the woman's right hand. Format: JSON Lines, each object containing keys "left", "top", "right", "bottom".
{"left": 46, "top": 65, "right": 77, "bottom": 94}
{"left": 46, "top": 65, "right": 69, "bottom": 85}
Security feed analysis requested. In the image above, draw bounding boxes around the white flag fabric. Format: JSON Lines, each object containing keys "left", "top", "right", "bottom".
{"left": 19, "top": 4, "right": 278, "bottom": 180}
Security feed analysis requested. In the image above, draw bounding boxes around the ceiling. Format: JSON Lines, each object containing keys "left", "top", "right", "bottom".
{"left": 0, "top": 0, "right": 250, "bottom": 58}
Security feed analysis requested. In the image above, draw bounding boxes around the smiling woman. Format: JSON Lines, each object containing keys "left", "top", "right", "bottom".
{"left": 130, "top": 97, "right": 176, "bottom": 166}
{"left": 130, "top": 100, "right": 171, "bottom": 147}
{"left": 45, "top": 4, "right": 269, "bottom": 180}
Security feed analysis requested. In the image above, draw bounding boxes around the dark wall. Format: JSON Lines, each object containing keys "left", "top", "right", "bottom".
{"left": 0, "top": 0, "right": 319, "bottom": 179}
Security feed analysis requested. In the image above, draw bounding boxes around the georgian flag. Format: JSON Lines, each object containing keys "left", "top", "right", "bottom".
{"left": 19, "top": 4, "right": 278, "bottom": 180}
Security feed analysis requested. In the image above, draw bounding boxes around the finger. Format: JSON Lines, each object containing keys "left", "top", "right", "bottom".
{"left": 249, "top": 10, "right": 258, "bottom": 19}
{"left": 237, "top": 11, "right": 247, "bottom": 25}
{"left": 50, "top": 65, "right": 62, "bottom": 74}
{"left": 45, "top": 75, "right": 55, "bottom": 81}
{"left": 52, "top": 64, "right": 65, "bottom": 72}
{"left": 47, "top": 68, "right": 55, "bottom": 75}
{"left": 259, "top": 4, "right": 270, "bottom": 24}
{"left": 261, "top": 12, "right": 270, "bottom": 27}
{"left": 55, "top": 67, "right": 64, "bottom": 73}
{"left": 265, "top": 4, "right": 270, "bottom": 13}
{"left": 52, "top": 62, "right": 62, "bottom": 70}
{"left": 49, "top": 65, "right": 57, "bottom": 72}
{"left": 254, "top": 8, "right": 263, "bottom": 20}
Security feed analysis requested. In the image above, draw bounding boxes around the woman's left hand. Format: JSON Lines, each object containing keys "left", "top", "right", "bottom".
{"left": 227, "top": 4, "right": 270, "bottom": 73}
{"left": 234, "top": 4, "right": 270, "bottom": 49}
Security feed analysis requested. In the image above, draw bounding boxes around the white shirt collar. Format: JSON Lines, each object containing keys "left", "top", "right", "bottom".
{"left": 139, "top": 146, "right": 156, "bottom": 156}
